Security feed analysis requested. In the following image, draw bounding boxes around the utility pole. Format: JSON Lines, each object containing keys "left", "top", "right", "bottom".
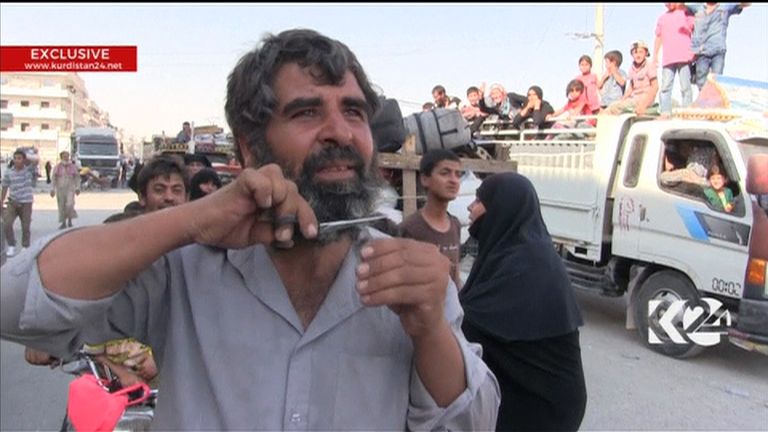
{"left": 567, "top": 3, "right": 605, "bottom": 73}
{"left": 66, "top": 84, "right": 77, "bottom": 132}
{"left": 594, "top": 3, "right": 604, "bottom": 74}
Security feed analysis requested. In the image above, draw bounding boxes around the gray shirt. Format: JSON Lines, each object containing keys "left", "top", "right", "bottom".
{"left": 1, "top": 228, "right": 500, "bottom": 431}
{"left": 1, "top": 165, "right": 36, "bottom": 203}
{"left": 599, "top": 69, "right": 629, "bottom": 108}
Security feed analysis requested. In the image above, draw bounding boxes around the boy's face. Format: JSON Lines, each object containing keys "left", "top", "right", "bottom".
{"left": 579, "top": 59, "right": 592, "bottom": 74}
{"left": 13, "top": 154, "right": 26, "bottom": 168}
{"left": 605, "top": 58, "right": 617, "bottom": 71}
{"left": 421, "top": 159, "right": 462, "bottom": 202}
{"left": 632, "top": 48, "right": 648, "bottom": 64}
{"left": 467, "top": 91, "right": 480, "bottom": 106}
{"left": 710, "top": 174, "right": 726, "bottom": 190}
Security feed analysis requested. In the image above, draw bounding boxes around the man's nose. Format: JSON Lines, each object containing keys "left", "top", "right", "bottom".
{"left": 162, "top": 191, "right": 177, "bottom": 202}
{"left": 318, "top": 109, "right": 353, "bottom": 146}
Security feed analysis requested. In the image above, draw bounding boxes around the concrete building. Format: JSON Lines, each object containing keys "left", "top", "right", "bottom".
{"left": 0, "top": 72, "right": 110, "bottom": 165}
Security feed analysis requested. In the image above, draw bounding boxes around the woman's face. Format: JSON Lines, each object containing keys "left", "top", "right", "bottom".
{"left": 468, "top": 197, "right": 487, "bottom": 223}
{"left": 199, "top": 181, "right": 219, "bottom": 195}
{"left": 490, "top": 88, "right": 504, "bottom": 104}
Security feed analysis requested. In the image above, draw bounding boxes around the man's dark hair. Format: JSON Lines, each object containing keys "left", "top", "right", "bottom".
{"left": 136, "top": 155, "right": 189, "bottom": 198}
{"left": 466, "top": 86, "right": 480, "bottom": 96}
{"left": 182, "top": 121, "right": 190, "bottom": 127}
{"left": 604, "top": 50, "right": 623, "bottom": 67}
{"left": 432, "top": 85, "right": 446, "bottom": 95}
{"left": 225, "top": 28, "right": 380, "bottom": 167}
{"left": 13, "top": 150, "right": 26, "bottom": 159}
{"left": 420, "top": 149, "right": 460, "bottom": 176}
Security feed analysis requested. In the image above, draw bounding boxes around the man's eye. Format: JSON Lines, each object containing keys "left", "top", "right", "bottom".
{"left": 345, "top": 108, "right": 366, "bottom": 119}
{"left": 292, "top": 108, "right": 317, "bottom": 118}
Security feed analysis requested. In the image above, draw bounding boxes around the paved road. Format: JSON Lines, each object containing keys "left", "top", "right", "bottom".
{"left": 1, "top": 190, "right": 766, "bottom": 431}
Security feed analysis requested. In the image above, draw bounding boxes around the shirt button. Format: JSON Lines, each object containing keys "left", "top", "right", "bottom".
{"left": 290, "top": 413, "right": 302, "bottom": 423}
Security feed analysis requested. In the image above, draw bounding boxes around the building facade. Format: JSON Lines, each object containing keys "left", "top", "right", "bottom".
{"left": 0, "top": 72, "right": 110, "bottom": 165}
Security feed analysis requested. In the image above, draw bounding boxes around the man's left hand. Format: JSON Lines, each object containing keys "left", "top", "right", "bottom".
{"left": 356, "top": 238, "right": 450, "bottom": 338}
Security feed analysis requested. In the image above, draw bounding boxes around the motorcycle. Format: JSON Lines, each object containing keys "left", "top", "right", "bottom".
{"left": 56, "top": 348, "right": 157, "bottom": 432}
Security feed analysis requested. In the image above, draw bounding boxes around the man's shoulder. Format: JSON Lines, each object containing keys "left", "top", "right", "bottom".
{"left": 399, "top": 211, "right": 424, "bottom": 229}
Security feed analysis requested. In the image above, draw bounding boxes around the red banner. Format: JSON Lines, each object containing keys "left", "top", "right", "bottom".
{"left": 0, "top": 46, "right": 137, "bottom": 72}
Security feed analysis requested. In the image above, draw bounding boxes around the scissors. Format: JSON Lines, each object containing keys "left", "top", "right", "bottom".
{"left": 261, "top": 212, "right": 389, "bottom": 237}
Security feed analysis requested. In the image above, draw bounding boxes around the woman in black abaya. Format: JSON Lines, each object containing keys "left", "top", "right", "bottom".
{"left": 460, "top": 172, "right": 587, "bottom": 431}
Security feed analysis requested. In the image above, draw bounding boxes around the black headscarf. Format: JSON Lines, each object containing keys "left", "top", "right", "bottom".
{"left": 459, "top": 172, "right": 583, "bottom": 341}
{"left": 189, "top": 167, "right": 222, "bottom": 201}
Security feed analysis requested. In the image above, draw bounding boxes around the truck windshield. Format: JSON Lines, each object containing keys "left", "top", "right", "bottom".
{"left": 79, "top": 142, "right": 118, "bottom": 156}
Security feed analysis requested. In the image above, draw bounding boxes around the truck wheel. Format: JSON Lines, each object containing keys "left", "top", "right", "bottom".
{"left": 634, "top": 270, "right": 705, "bottom": 358}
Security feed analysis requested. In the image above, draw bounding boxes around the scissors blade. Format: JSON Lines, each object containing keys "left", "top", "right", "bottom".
{"left": 318, "top": 214, "right": 389, "bottom": 235}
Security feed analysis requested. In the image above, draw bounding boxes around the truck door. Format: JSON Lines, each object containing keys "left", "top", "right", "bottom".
{"left": 634, "top": 131, "right": 751, "bottom": 301}
{"left": 611, "top": 132, "right": 648, "bottom": 259}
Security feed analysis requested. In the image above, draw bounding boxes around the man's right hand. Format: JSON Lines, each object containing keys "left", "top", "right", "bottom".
{"left": 186, "top": 164, "right": 318, "bottom": 249}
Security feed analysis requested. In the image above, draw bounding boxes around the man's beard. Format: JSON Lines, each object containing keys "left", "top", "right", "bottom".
{"left": 263, "top": 143, "right": 383, "bottom": 244}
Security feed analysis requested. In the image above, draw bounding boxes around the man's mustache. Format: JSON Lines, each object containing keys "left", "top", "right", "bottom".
{"left": 300, "top": 144, "right": 366, "bottom": 182}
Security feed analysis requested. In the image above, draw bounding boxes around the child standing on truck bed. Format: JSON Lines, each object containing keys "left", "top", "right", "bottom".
{"left": 653, "top": 3, "right": 695, "bottom": 118}
{"left": 575, "top": 55, "right": 601, "bottom": 114}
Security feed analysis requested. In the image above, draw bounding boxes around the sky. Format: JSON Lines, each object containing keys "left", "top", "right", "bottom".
{"left": 2, "top": 2, "right": 767, "bottom": 142}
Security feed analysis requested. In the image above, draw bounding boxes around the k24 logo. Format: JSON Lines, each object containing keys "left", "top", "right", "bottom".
{"left": 648, "top": 298, "right": 732, "bottom": 347}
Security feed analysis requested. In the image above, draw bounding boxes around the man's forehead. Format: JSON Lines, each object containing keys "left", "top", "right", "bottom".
{"left": 149, "top": 174, "right": 185, "bottom": 186}
{"left": 274, "top": 63, "right": 365, "bottom": 101}
{"left": 436, "top": 160, "right": 462, "bottom": 169}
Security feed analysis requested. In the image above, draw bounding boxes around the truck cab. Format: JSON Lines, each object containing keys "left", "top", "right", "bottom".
{"left": 71, "top": 127, "right": 121, "bottom": 185}
{"left": 612, "top": 116, "right": 765, "bottom": 357}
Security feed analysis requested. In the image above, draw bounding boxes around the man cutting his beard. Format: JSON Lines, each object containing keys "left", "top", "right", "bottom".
{"left": 1, "top": 29, "right": 499, "bottom": 430}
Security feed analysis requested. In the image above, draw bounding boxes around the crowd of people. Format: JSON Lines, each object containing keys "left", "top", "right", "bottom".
{"left": 429, "top": 3, "right": 750, "bottom": 130}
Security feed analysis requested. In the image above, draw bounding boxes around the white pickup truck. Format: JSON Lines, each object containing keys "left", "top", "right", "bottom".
{"left": 473, "top": 109, "right": 767, "bottom": 358}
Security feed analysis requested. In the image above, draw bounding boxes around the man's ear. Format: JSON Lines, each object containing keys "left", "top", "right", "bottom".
{"left": 138, "top": 194, "right": 146, "bottom": 207}
{"left": 238, "top": 136, "right": 254, "bottom": 168}
{"left": 419, "top": 173, "right": 430, "bottom": 189}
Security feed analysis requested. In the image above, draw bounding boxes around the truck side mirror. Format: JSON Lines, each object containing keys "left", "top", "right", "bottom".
{"left": 746, "top": 154, "right": 768, "bottom": 195}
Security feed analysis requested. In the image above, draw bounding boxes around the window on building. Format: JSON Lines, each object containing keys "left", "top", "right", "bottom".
{"left": 43, "top": 79, "right": 55, "bottom": 87}
{"left": 41, "top": 123, "right": 50, "bottom": 130}
{"left": 41, "top": 101, "right": 50, "bottom": 108}
{"left": 21, "top": 122, "right": 30, "bottom": 131}
{"left": 20, "top": 100, "right": 30, "bottom": 107}
{"left": 0, "top": 77, "right": 8, "bottom": 85}
{"left": 0, "top": 99, "right": 7, "bottom": 109}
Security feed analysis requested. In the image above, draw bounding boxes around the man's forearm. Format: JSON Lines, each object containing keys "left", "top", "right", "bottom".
{"left": 38, "top": 203, "right": 198, "bottom": 300}
{"left": 412, "top": 320, "right": 466, "bottom": 407}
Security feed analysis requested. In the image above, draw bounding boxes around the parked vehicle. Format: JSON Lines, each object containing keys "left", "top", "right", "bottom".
{"left": 71, "top": 127, "right": 121, "bottom": 187}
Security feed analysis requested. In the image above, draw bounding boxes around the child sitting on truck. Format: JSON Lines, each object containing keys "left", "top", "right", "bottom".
{"left": 703, "top": 164, "right": 735, "bottom": 213}
{"left": 547, "top": 80, "right": 596, "bottom": 138}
